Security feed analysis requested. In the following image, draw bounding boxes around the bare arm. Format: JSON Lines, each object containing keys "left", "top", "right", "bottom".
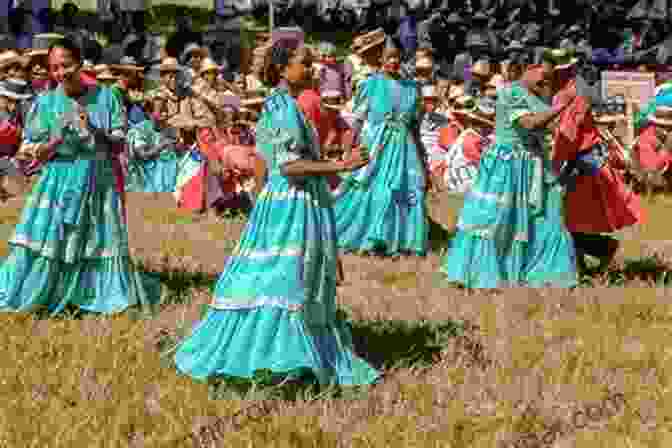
{"left": 280, "top": 158, "right": 362, "bottom": 178}
{"left": 517, "top": 101, "right": 571, "bottom": 129}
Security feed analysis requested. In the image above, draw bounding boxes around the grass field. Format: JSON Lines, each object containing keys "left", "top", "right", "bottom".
{"left": 1, "top": 191, "right": 672, "bottom": 447}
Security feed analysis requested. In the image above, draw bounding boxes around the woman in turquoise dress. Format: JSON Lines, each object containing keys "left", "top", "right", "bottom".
{"left": 125, "top": 117, "right": 181, "bottom": 193}
{"left": 441, "top": 65, "right": 578, "bottom": 289}
{"left": 332, "top": 45, "right": 429, "bottom": 257}
{"left": 173, "top": 43, "right": 380, "bottom": 386}
{"left": 0, "top": 37, "right": 161, "bottom": 315}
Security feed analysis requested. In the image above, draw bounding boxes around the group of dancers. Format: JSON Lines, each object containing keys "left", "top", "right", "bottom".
{"left": 0, "top": 26, "right": 670, "bottom": 387}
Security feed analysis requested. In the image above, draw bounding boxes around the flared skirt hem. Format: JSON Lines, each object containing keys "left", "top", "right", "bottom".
{"left": 173, "top": 306, "right": 380, "bottom": 387}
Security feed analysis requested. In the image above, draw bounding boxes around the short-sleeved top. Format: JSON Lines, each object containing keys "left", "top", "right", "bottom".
{"left": 495, "top": 82, "right": 550, "bottom": 153}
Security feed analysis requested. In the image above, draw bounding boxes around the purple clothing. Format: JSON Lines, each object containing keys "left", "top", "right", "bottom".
{"left": 319, "top": 64, "right": 347, "bottom": 96}
{"left": 591, "top": 48, "right": 626, "bottom": 66}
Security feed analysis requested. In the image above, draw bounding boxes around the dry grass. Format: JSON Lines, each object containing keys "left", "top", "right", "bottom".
{"left": 2, "top": 193, "right": 672, "bottom": 447}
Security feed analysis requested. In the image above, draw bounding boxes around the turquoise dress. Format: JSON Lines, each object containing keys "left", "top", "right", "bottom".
{"left": 441, "top": 82, "right": 577, "bottom": 288}
{"left": 332, "top": 74, "right": 428, "bottom": 256}
{"left": 0, "top": 85, "right": 162, "bottom": 315}
{"left": 173, "top": 89, "right": 379, "bottom": 386}
{"left": 125, "top": 119, "right": 180, "bottom": 193}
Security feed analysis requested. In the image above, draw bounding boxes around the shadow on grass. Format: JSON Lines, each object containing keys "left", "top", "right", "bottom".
{"left": 159, "top": 309, "right": 465, "bottom": 402}
{"left": 428, "top": 217, "right": 454, "bottom": 253}
{"left": 134, "top": 260, "right": 218, "bottom": 305}
{"left": 582, "top": 255, "right": 672, "bottom": 287}
{"left": 347, "top": 313, "right": 465, "bottom": 371}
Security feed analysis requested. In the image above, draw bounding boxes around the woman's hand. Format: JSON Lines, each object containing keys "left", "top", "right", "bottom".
{"left": 554, "top": 88, "right": 577, "bottom": 111}
{"left": 339, "top": 146, "right": 369, "bottom": 172}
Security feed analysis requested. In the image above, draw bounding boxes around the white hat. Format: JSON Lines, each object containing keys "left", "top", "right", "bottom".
{"left": 0, "top": 79, "right": 32, "bottom": 100}
{"left": 422, "top": 85, "right": 438, "bottom": 98}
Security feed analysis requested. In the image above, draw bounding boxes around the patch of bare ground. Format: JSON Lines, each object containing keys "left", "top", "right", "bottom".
{"left": 1, "top": 194, "right": 672, "bottom": 446}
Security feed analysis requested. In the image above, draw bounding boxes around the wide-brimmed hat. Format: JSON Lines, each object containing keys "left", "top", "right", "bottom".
{"left": 448, "top": 84, "right": 465, "bottom": 100}
{"left": 351, "top": 29, "right": 386, "bottom": 55}
{"left": 416, "top": 56, "right": 433, "bottom": 70}
{"left": 0, "top": 50, "right": 28, "bottom": 70}
{"left": 25, "top": 33, "right": 65, "bottom": 58}
{"left": 652, "top": 106, "right": 672, "bottom": 126}
{"left": 157, "top": 57, "right": 180, "bottom": 72}
{"left": 471, "top": 60, "right": 493, "bottom": 78}
{"left": 0, "top": 78, "right": 32, "bottom": 100}
{"left": 111, "top": 56, "right": 144, "bottom": 73}
{"left": 94, "top": 64, "right": 119, "bottom": 81}
{"left": 198, "top": 58, "right": 220, "bottom": 75}
{"left": 422, "top": 85, "right": 438, "bottom": 98}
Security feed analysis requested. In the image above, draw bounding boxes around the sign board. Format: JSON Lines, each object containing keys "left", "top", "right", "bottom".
{"left": 601, "top": 71, "right": 655, "bottom": 105}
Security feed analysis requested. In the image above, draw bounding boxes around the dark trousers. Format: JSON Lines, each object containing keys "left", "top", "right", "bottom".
{"left": 572, "top": 232, "right": 617, "bottom": 259}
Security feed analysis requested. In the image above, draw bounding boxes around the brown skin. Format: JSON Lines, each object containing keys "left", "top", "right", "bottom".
{"left": 278, "top": 51, "right": 369, "bottom": 178}
{"left": 518, "top": 66, "right": 576, "bottom": 130}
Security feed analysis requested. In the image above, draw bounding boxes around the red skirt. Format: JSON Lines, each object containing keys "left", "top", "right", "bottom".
{"left": 563, "top": 143, "right": 644, "bottom": 234}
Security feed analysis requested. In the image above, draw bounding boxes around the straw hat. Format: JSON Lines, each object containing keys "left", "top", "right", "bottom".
{"left": 471, "top": 60, "right": 492, "bottom": 78}
{"left": 652, "top": 106, "right": 672, "bottom": 126}
{"left": 25, "top": 33, "right": 64, "bottom": 58}
{"left": 0, "top": 50, "right": 28, "bottom": 70}
{"left": 422, "top": 85, "right": 438, "bottom": 98}
{"left": 199, "top": 58, "right": 220, "bottom": 75}
{"left": 351, "top": 29, "right": 386, "bottom": 55}
{"left": 487, "top": 73, "right": 504, "bottom": 88}
{"left": 416, "top": 56, "right": 433, "bottom": 70}
{"left": 448, "top": 84, "right": 465, "bottom": 100}
{"left": 95, "top": 65, "right": 119, "bottom": 81}
{"left": 181, "top": 43, "right": 208, "bottom": 61}
{"left": 253, "top": 45, "right": 270, "bottom": 57}
{"left": 157, "top": 57, "right": 180, "bottom": 73}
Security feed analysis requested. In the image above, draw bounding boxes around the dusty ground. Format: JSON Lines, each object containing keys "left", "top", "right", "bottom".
{"left": 1, "top": 192, "right": 672, "bottom": 447}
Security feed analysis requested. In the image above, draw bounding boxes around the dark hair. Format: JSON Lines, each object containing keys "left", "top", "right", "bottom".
{"left": 262, "top": 43, "right": 312, "bottom": 87}
{"left": 48, "top": 36, "right": 83, "bottom": 64}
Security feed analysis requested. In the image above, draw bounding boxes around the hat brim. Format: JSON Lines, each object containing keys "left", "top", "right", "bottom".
{"left": 553, "top": 58, "right": 578, "bottom": 70}
{"left": 110, "top": 64, "right": 144, "bottom": 72}
{"left": 353, "top": 37, "right": 386, "bottom": 55}
{"left": 0, "top": 56, "right": 29, "bottom": 69}
{"left": 25, "top": 49, "right": 49, "bottom": 58}
{"left": 651, "top": 116, "right": 672, "bottom": 127}
{"left": 0, "top": 89, "right": 31, "bottom": 100}
{"left": 97, "top": 74, "right": 119, "bottom": 81}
